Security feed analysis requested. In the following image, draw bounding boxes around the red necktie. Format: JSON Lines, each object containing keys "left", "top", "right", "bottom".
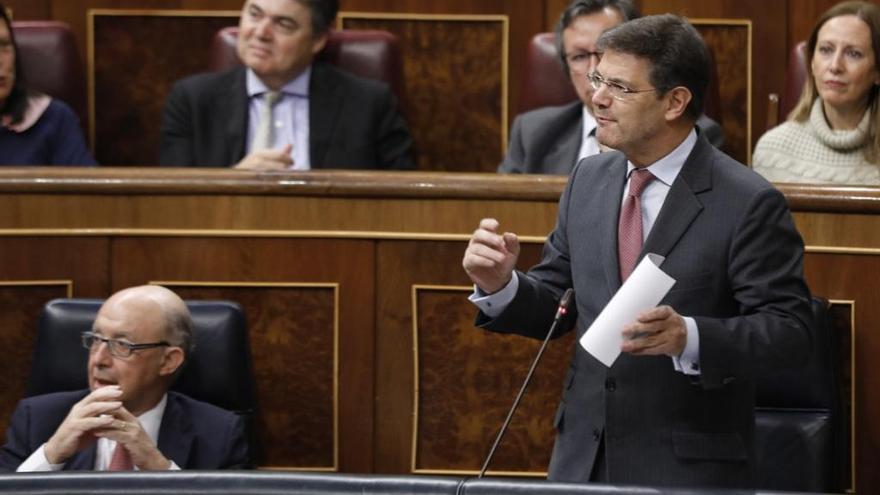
{"left": 618, "top": 169, "right": 656, "bottom": 282}
{"left": 108, "top": 442, "right": 134, "bottom": 471}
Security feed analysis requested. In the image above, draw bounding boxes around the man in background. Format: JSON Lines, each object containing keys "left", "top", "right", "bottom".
{"left": 499, "top": 0, "right": 724, "bottom": 174}
{"left": 160, "top": 0, "right": 414, "bottom": 170}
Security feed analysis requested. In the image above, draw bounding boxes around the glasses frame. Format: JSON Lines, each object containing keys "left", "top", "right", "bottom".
{"left": 81, "top": 331, "right": 171, "bottom": 359}
{"left": 587, "top": 72, "right": 660, "bottom": 101}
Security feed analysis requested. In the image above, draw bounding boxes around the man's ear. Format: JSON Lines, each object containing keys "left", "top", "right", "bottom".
{"left": 664, "top": 86, "right": 693, "bottom": 122}
{"left": 159, "top": 347, "right": 185, "bottom": 377}
{"left": 310, "top": 31, "right": 329, "bottom": 56}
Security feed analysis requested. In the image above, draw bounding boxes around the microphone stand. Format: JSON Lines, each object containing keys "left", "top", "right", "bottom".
{"left": 477, "top": 288, "right": 574, "bottom": 478}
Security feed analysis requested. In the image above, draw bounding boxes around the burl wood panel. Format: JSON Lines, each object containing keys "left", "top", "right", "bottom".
{"left": 374, "top": 239, "right": 550, "bottom": 474}
{"left": 0, "top": 284, "right": 72, "bottom": 444}
{"left": 163, "top": 285, "right": 337, "bottom": 469}
{"left": 803, "top": 252, "right": 879, "bottom": 494}
{"left": 341, "top": 17, "right": 505, "bottom": 173}
{"left": 92, "top": 14, "right": 238, "bottom": 165}
{"left": 695, "top": 24, "right": 750, "bottom": 164}
{"left": 108, "top": 237, "right": 376, "bottom": 472}
{"left": 413, "top": 287, "right": 574, "bottom": 473}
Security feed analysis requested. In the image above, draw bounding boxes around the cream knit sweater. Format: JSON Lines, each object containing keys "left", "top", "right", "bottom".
{"left": 752, "top": 98, "right": 880, "bottom": 184}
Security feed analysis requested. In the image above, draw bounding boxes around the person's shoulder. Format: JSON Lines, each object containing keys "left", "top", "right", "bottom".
{"left": 171, "top": 68, "right": 243, "bottom": 94}
{"left": 166, "top": 390, "right": 238, "bottom": 420}
{"left": 18, "top": 389, "right": 88, "bottom": 410}
{"left": 515, "top": 101, "right": 582, "bottom": 126}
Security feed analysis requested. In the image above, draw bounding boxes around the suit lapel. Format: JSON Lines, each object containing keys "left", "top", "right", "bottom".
{"left": 157, "top": 394, "right": 194, "bottom": 469}
{"left": 224, "top": 68, "right": 249, "bottom": 164}
{"left": 64, "top": 445, "right": 97, "bottom": 470}
{"left": 600, "top": 154, "right": 629, "bottom": 292}
{"left": 542, "top": 103, "right": 583, "bottom": 174}
{"left": 309, "top": 64, "right": 344, "bottom": 169}
{"left": 641, "top": 137, "right": 713, "bottom": 260}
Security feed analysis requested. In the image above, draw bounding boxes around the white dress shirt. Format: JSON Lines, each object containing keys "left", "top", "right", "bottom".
{"left": 470, "top": 129, "right": 701, "bottom": 375}
{"left": 246, "top": 67, "right": 311, "bottom": 170}
{"left": 577, "top": 107, "right": 601, "bottom": 160}
{"left": 17, "top": 393, "right": 180, "bottom": 471}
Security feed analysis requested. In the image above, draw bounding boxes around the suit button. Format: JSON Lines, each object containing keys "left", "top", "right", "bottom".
{"left": 605, "top": 378, "right": 616, "bottom": 391}
{"left": 592, "top": 429, "right": 601, "bottom": 441}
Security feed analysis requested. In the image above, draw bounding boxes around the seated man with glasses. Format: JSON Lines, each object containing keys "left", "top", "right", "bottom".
{"left": 0, "top": 285, "right": 251, "bottom": 471}
{"left": 499, "top": 0, "right": 723, "bottom": 174}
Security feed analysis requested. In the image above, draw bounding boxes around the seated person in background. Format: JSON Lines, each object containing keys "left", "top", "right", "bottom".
{"left": 160, "top": 0, "right": 414, "bottom": 170}
{"left": 0, "top": 5, "right": 95, "bottom": 166}
{"left": 0, "top": 285, "right": 251, "bottom": 471}
{"left": 753, "top": 1, "right": 880, "bottom": 184}
{"left": 499, "top": 0, "right": 724, "bottom": 174}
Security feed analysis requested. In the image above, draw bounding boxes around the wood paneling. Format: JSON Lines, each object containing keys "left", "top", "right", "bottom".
{"left": 0, "top": 283, "right": 73, "bottom": 442}
{"left": 91, "top": 12, "right": 238, "bottom": 165}
{"left": 341, "top": 15, "right": 507, "bottom": 173}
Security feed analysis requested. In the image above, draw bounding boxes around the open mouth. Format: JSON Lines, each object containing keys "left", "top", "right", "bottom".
{"left": 93, "top": 378, "right": 118, "bottom": 388}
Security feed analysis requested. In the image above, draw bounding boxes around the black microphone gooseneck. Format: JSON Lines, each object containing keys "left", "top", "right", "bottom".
{"left": 477, "top": 288, "right": 575, "bottom": 478}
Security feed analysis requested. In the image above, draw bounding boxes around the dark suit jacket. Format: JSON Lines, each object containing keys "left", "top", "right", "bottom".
{"left": 498, "top": 101, "right": 725, "bottom": 174}
{"left": 480, "top": 136, "right": 813, "bottom": 488}
{"left": 0, "top": 390, "right": 251, "bottom": 471}
{"left": 160, "top": 64, "right": 415, "bottom": 170}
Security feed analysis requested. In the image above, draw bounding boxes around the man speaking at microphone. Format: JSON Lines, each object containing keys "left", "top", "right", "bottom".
{"left": 462, "top": 15, "right": 812, "bottom": 489}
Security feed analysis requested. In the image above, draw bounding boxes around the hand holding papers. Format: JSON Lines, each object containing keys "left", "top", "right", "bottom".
{"left": 579, "top": 253, "right": 676, "bottom": 367}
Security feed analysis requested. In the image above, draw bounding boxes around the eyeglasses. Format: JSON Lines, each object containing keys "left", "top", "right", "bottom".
{"left": 81, "top": 331, "right": 170, "bottom": 359}
{"left": 587, "top": 72, "right": 660, "bottom": 101}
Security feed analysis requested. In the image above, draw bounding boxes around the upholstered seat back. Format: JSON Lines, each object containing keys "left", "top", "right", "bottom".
{"left": 11, "top": 21, "right": 87, "bottom": 128}
{"left": 209, "top": 27, "right": 404, "bottom": 105}
{"left": 754, "top": 296, "right": 845, "bottom": 492}
{"left": 26, "top": 299, "right": 256, "bottom": 418}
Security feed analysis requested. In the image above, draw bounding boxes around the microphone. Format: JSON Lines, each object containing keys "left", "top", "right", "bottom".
{"left": 478, "top": 288, "right": 575, "bottom": 478}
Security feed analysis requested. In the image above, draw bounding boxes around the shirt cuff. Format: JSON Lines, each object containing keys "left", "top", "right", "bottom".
{"left": 468, "top": 274, "right": 519, "bottom": 318}
{"left": 671, "top": 316, "right": 701, "bottom": 375}
{"left": 17, "top": 444, "right": 65, "bottom": 472}
{"left": 168, "top": 460, "right": 181, "bottom": 470}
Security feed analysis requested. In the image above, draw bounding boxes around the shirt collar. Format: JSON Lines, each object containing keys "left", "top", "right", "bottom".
{"left": 137, "top": 393, "right": 168, "bottom": 444}
{"left": 582, "top": 106, "right": 598, "bottom": 139}
{"left": 246, "top": 65, "right": 311, "bottom": 98}
{"left": 626, "top": 128, "right": 698, "bottom": 186}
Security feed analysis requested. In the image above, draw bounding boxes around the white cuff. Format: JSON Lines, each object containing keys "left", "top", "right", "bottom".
{"left": 468, "top": 274, "right": 519, "bottom": 318}
{"left": 671, "top": 316, "right": 701, "bottom": 375}
{"left": 17, "top": 444, "right": 65, "bottom": 472}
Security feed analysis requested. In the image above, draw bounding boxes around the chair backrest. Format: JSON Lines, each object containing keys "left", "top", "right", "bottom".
{"left": 26, "top": 299, "right": 257, "bottom": 419}
{"left": 753, "top": 296, "right": 846, "bottom": 492}
{"left": 11, "top": 21, "right": 87, "bottom": 129}
{"left": 209, "top": 27, "right": 405, "bottom": 105}
{"left": 517, "top": 31, "right": 723, "bottom": 125}
{"left": 775, "top": 40, "right": 809, "bottom": 128}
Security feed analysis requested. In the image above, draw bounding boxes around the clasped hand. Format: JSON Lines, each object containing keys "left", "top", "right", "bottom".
{"left": 43, "top": 386, "right": 171, "bottom": 470}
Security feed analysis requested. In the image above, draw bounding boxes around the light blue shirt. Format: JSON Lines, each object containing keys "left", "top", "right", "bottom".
{"left": 246, "top": 67, "right": 311, "bottom": 170}
{"left": 471, "top": 129, "right": 701, "bottom": 375}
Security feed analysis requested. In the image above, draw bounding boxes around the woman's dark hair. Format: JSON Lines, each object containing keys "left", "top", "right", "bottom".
{"left": 0, "top": 4, "right": 28, "bottom": 125}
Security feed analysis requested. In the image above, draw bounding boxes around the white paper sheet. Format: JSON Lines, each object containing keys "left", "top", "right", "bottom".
{"left": 579, "top": 253, "right": 676, "bottom": 367}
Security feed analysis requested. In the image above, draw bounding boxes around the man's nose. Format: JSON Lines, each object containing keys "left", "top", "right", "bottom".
{"left": 254, "top": 17, "right": 273, "bottom": 38}
{"left": 591, "top": 82, "right": 610, "bottom": 107}
{"left": 92, "top": 341, "right": 113, "bottom": 363}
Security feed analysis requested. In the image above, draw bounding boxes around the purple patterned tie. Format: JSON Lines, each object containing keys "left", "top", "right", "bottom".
{"left": 618, "top": 169, "right": 656, "bottom": 282}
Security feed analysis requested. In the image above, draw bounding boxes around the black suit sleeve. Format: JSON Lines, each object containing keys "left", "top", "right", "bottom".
{"left": 373, "top": 88, "right": 415, "bottom": 170}
{"left": 498, "top": 115, "right": 527, "bottom": 174}
{"left": 220, "top": 414, "right": 253, "bottom": 469}
{"left": 0, "top": 400, "right": 35, "bottom": 471}
{"left": 159, "top": 80, "right": 196, "bottom": 167}
{"left": 695, "top": 186, "right": 812, "bottom": 389}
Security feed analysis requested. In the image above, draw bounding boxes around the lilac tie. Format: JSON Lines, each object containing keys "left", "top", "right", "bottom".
{"left": 618, "top": 169, "right": 656, "bottom": 282}
{"left": 108, "top": 443, "right": 133, "bottom": 471}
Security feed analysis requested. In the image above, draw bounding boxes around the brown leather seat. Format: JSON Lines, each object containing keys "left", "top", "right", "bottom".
{"left": 209, "top": 27, "right": 405, "bottom": 107}
{"left": 11, "top": 21, "right": 87, "bottom": 128}
{"left": 767, "top": 41, "right": 808, "bottom": 129}
{"left": 517, "top": 31, "right": 723, "bottom": 125}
